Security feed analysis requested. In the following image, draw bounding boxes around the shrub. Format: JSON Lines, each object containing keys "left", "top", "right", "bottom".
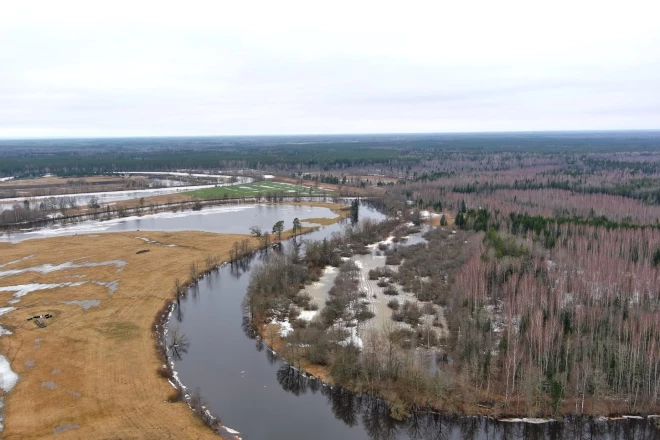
{"left": 422, "top": 302, "right": 436, "bottom": 315}
{"left": 387, "top": 299, "right": 400, "bottom": 310}
{"left": 392, "top": 301, "right": 422, "bottom": 326}
{"left": 293, "top": 318, "right": 308, "bottom": 329}
{"left": 416, "top": 326, "right": 440, "bottom": 347}
{"left": 383, "top": 285, "right": 398, "bottom": 296}
{"left": 385, "top": 253, "right": 402, "bottom": 265}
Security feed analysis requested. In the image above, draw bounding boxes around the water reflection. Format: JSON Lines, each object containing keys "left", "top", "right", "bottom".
{"left": 168, "top": 202, "right": 660, "bottom": 440}
{"left": 271, "top": 355, "right": 660, "bottom": 439}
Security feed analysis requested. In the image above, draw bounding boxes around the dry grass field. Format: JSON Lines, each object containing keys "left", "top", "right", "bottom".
{"left": 0, "top": 231, "right": 255, "bottom": 439}
{"left": 0, "top": 199, "right": 347, "bottom": 439}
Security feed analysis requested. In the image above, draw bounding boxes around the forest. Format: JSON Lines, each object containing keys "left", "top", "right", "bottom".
{"left": 236, "top": 131, "right": 660, "bottom": 418}
{"left": 4, "top": 131, "right": 660, "bottom": 418}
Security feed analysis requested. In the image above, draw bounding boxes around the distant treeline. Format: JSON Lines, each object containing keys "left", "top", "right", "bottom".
{"left": 2, "top": 131, "right": 660, "bottom": 177}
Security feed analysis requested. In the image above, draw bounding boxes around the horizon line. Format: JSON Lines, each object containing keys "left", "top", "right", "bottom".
{"left": 1, "top": 128, "right": 660, "bottom": 141}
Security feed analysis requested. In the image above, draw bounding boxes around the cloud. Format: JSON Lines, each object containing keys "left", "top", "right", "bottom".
{"left": 0, "top": 0, "right": 659, "bottom": 137}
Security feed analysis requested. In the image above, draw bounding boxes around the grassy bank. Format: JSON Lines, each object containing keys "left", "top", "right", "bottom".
{"left": 0, "top": 203, "right": 347, "bottom": 439}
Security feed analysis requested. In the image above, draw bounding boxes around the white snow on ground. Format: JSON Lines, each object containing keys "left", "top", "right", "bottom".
{"left": 0, "top": 355, "right": 18, "bottom": 392}
{"left": 0, "top": 282, "right": 86, "bottom": 303}
{"left": 0, "top": 308, "right": 16, "bottom": 318}
{"left": 0, "top": 255, "right": 35, "bottom": 269}
{"left": 224, "top": 426, "right": 241, "bottom": 434}
{"left": 270, "top": 318, "right": 294, "bottom": 337}
{"left": 367, "top": 235, "right": 394, "bottom": 249}
{"left": 136, "top": 237, "right": 177, "bottom": 247}
{"left": 499, "top": 418, "right": 556, "bottom": 424}
{"left": 338, "top": 325, "right": 363, "bottom": 349}
{"left": 115, "top": 171, "right": 253, "bottom": 185}
{"left": 0, "top": 177, "right": 14, "bottom": 182}
{"left": 263, "top": 175, "right": 275, "bottom": 179}
{"left": 0, "top": 260, "right": 126, "bottom": 279}
{"left": 0, "top": 307, "right": 16, "bottom": 336}
{"left": 298, "top": 310, "right": 318, "bottom": 321}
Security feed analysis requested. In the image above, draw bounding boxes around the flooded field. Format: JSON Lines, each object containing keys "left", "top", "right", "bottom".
{"left": 168, "top": 206, "right": 658, "bottom": 439}
{"left": 1, "top": 204, "right": 338, "bottom": 242}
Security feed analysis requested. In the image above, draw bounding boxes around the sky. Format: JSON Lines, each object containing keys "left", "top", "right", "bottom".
{"left": 1, "top": 0, "right": 659, "bottom": 138}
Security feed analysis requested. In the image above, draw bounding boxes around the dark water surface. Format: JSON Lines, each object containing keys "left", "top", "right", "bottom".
{"left": 170, "top": 204, "right": 659, "bottom": 439}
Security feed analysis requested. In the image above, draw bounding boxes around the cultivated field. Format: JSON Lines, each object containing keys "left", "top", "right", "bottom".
{"left": 185, "top": 180, "right": 329, "bottom": 199}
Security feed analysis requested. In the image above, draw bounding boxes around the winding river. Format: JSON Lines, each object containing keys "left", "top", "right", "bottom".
{"left": 168, "top": 203, "right": 656, "bottom": 439}
{"left": 3, "top": 198, "right": 656, "bottom": 439}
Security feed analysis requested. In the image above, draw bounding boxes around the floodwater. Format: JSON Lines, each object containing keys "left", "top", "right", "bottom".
{"left": 169, "top": 204, "right": 657, "bottom": 439}
{"left": 0, "top": 204, "right": 338, "bottom": 242}
{"left": 0, "top": 176, "right": 253, "bottom": 211}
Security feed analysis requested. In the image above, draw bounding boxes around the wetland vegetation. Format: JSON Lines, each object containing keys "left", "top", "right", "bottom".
{"left": 4, "top": 132, "right": 660, "bottom": 439}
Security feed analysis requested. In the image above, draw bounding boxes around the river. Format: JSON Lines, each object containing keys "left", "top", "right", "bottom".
{"left": 168, "top": 203, "right": 655, "bottom": 439}
{"left": 3, "top": 199, "right": 655, "bottom": 439}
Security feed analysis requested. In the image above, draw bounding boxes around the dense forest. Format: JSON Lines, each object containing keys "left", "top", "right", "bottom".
{"left": 1, "top": 131, "right": 660, "bottom": 177}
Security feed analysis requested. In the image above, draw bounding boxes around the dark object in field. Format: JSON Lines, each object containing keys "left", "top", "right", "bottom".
{"left": 136, "top": 249, "right": 150, "bottom": 254}
{"left": 27, "top": 313, "right": 53, "bottom": 321}
{"left": 35, "top": 319, "right": 47, "bottom": 328}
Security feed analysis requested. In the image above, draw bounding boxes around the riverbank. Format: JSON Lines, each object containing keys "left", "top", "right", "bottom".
{"left": 0, "top": 231, "right": 245, "bottom": 438}
{"left": 0, "top": 204, "right": 347, "bottom": 438}
{"left": 251, "top": 220, "right": 657, "bottom": 422}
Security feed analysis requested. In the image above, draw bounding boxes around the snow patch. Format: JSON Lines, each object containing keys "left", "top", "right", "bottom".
{"left": 0, "top": 307, "right": 16, "bottom": 317}
{"left": 338, "top": 326, "right": 363, "bottom": 349}
{"left": 0, "top": 282, "right": 86, "bottom": 303}
{"left": 0, "top": 260, "right": 126, "bottom": 279}
{"left": 270, "top": 318, "right": 293, "bottom": 337}
{"left": 0, "top": 255, "right": 34, "bottom": 269}
{"left": 59, "top": 300, "right": 100, "bottom": 310}
{"left": 298, "top": 310, "right": 318, "bottom": 321}
{"left": 0, "top": 355, "right": 19, "bottom": 392}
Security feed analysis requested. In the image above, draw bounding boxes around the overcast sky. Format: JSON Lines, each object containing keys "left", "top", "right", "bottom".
{"left": 1, "top": 0, "right": 659, "bottom": 138}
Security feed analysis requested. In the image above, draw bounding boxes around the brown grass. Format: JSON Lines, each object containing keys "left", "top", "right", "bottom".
{"left": 428, "top": 212, "right": 455, "bottom": 227}
{"left": 0, "top": 231, "right": 259, "bottom": 439}
{"left": 0, "top": 204, "right": 346, "bottom": 439}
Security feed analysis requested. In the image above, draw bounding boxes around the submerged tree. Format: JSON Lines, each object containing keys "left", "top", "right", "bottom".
{"left": 350, "top": 199, "right": 359, "bottom": 224}
{"left": 292, "top": 217, "right": 302, "bottom": 238}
